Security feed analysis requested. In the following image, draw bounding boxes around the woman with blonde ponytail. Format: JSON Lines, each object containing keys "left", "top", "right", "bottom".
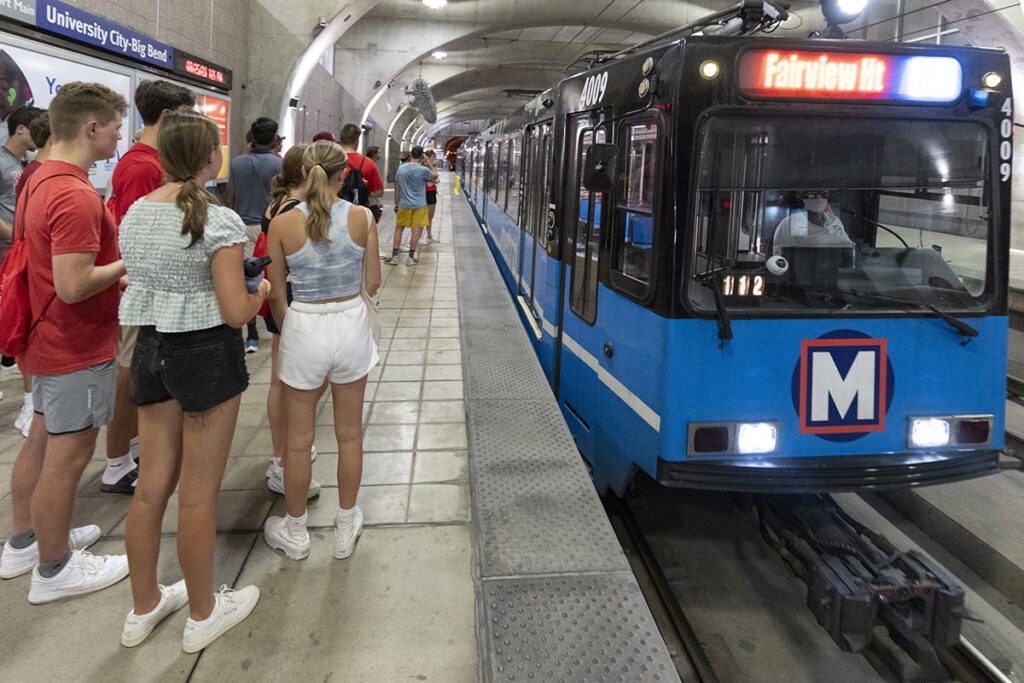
{"left": 260, "top": 144, "right": 323, "bottom": 500}
{"left": 117, "top": 110, "right": 269, "bottom": 651}
{"left": 263, "top": 140, "right": 381, "bottom": 562}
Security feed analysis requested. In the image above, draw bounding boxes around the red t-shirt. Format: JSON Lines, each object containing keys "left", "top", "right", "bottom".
{"left": 20, "top": 160, "right": 120, "bottom": 376}
{"left": 343, "top": 152, "right": 383, "bottom": 193}
{"left": 106, "top": 143, "right": 164, "bottom": 226}
{"left": 14, "top": 159, "right": 41, "bottom": 199}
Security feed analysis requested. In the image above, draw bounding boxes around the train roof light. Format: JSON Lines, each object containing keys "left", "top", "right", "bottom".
{"left": 983, "top": 72, "right": 1002, "bottom": 88}
{"left": 700, "top": 61, "right": 720, "bottom": 79}
{"left": 820, "top": 0, "right": 868, "bottom": 27}
{"left": 422, "top": 0, "right": 447, "bottom": 8}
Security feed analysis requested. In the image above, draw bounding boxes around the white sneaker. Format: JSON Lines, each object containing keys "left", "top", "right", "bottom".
{"left": 14, "top": 403, "right": 33, "bottom": 437}
{"left": 121, "top": 580, "right": 189, "bottom": 647}
{"left": 264, "top": 446, "right": 315, "bottom": 477}
{"left": 263, "top": 516, "right": 311, "bottom": 560}
{"left": 266, "top": 460, "right": 321, "bottom": 499}
{"left": 27, "top": 549, "right": 129, "bottom": 604}
{"left": 0, "top": 525, "right": 102, "bottom": 579}
{"left": 182, "top": 585, "right": 259, "bottom": 653}
{"left": 334, "top": 507, "right": 364, "bottom": 560}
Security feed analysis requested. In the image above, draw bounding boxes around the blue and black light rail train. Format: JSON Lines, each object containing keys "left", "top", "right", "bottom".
{"left": 457, "top": 14, "right": 1012, "bottom": 496}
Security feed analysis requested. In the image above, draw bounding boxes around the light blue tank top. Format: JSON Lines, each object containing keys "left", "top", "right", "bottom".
{"left": 288, "top": 200, "right": 364, "bottom": 301}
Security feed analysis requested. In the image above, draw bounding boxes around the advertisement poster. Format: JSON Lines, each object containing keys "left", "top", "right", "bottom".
{"left": 0, "top": 40, "right": 132, "bottom": 189}
{"left": 201, "top": 94, "right": 230, "bottom": 179}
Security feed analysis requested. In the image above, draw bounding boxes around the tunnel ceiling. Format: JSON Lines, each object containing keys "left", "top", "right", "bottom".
{"left": 321, "top": 0, "right": 1024, "bottom": 146}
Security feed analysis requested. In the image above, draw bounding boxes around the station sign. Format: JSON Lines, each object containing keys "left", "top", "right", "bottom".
{"left": 36, "top": 0, "right": 172, "bottom": 69}
{"left": 739, "top": 50, "right": 963, "bottom": 103}
{"left": 0, "top": 0, "right": 231, "bottom": 90}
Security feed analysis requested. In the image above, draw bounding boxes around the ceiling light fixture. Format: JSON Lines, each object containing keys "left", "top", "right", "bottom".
{"left": 432, "top": 51, "right": 447, "bottom": 59}
{"left": 423, "top": 0, "right": 447, "bottom": 9}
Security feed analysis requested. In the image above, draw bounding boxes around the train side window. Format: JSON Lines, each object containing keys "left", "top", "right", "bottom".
{"left": 570, "top": 126, "right": 607, "bottom": 324}
{"left": 507, "top": 137, "right": 521, "bottom": 221}
{"left": 611, "top": 118, "right": 658, "bottom": 296}
{"left": 498, "top": 140, "right": 509, "bottom": 209}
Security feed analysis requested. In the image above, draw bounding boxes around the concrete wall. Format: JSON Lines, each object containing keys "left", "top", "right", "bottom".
{"left": 68, "top": 0, "right": 250, "bottom": 156}
{"left": 248, "top": 1, "right": 366, "bottom": 147}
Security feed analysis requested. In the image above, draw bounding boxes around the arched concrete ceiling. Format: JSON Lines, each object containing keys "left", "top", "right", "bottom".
{"left": 285, "top": 0, "right": 1024, "bottom": 148}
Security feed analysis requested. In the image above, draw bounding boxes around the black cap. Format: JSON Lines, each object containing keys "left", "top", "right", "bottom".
{"left": 410, "top": 145, "right": 424, "bottom": 158}
{"left": 251, "top": 117, "right": 279, "bottom": 146}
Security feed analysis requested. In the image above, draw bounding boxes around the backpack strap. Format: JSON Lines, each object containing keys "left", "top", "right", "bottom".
{"left": 16, "top": 171, "right": 100, "bottom": 336}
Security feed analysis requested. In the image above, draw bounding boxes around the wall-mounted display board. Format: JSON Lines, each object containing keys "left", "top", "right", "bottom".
{"left": 0, "top": 32, "right": 231, "bottom": 188}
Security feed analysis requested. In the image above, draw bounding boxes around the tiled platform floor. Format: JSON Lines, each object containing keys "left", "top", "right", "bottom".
{"left": 0, "top": 187, "right": 478, "bottom": 681}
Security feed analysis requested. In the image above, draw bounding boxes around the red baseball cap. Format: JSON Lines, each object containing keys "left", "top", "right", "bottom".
{"left": 312, "top": 131, "right": 336, "bottom": 142}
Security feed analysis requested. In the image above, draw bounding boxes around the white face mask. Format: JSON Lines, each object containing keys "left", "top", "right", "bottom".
{"left": 803, "top": 198, "right": 828, "bottom": 213}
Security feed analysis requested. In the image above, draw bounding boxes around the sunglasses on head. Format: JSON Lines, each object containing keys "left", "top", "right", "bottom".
{"left": 800, "top": 190, "right": 829, "bottom": 199}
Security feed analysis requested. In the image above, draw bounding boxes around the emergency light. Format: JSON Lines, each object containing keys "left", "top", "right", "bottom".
{"left": 738, "top": 50, "right": 963, "bottom": 103}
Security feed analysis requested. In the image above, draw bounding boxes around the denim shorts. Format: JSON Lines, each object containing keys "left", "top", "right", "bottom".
{"left": 131, "top": 324, "right": 248, "bottom": 413}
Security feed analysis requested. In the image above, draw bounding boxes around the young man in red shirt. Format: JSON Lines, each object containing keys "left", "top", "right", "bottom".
{"left": 337, "top": 122, "right": 384, "bottom": 210}
{"left": 102, "top": 80, "right": 196, "bottom": 495}
{"left": 0, "top": 82, "right": 130, "bottom": 602}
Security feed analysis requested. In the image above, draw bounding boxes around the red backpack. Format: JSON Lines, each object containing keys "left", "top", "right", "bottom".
{"left": 0, "top": 173, "right": 80, "bottom": 357}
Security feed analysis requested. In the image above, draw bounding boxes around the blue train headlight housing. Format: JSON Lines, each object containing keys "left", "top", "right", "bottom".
{"left": 909, "top": 418, "right": 950, "bottom": 448}
{"left": 908, "top": 415, "right": 993, "bottom": 449}
{"left": 737, "top": 423, "right": 778, "bottom": 454}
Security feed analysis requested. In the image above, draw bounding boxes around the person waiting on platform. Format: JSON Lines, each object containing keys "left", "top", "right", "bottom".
{"left": 118, "top": 111, "right": 269, "bottom": 651}
{"left": 772, "top": 190, "right": 852, "bottom": 255}
{"left": 263, "top": 140, "right": 380, "bottom": 562}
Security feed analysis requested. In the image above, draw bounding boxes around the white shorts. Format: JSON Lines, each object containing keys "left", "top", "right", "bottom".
{"left": 277, "top": 298, "right": 379, "bottom": 390}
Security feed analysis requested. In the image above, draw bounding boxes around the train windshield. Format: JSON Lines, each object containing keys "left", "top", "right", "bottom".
{"left": 688, "top": 116, "right": 994, "bottom": 314}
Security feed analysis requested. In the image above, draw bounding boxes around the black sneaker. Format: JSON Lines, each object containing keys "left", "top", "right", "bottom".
{"left": 100, "top": 466, "right": 138, "bottom": 495}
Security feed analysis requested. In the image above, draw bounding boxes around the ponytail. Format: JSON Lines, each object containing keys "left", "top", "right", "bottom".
{"left": 301, "top": 141, "right": 348, "bottom": 244}
{"left": 176, "top": 177, "right": 215, "bottom": 247}
{"left": 270, "top": 144, "right": 307, "bottom": 214}
{"left": 157, "top": 111, "right": 220, "bottom": 247}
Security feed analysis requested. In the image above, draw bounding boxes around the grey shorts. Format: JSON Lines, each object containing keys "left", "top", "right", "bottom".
{"left": 32, "top": 360, "right": 118, "bottom": 435}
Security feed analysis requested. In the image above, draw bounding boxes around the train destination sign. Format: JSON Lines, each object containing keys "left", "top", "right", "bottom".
{"left": 739, "top": 50, "right": 963, "bottom": 103}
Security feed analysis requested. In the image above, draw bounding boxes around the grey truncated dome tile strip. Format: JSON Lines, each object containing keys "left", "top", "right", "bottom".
{"left": 451, "top": 196, "right": 680, "bottom": 682}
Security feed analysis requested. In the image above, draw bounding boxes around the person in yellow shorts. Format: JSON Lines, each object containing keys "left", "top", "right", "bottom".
{"left": 385, "top": 145, "right": 438, "bottom": 266}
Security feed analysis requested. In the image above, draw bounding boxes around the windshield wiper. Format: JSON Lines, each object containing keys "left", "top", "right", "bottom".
{"left": 712, "top": 276, "right": 733, "bottom": 348}
{"left": 815, "top": 286, "right": 979, "bottom": 341}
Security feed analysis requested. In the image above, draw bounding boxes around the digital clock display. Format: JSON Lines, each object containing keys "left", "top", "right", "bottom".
{"left": 185, "top": 59, "right": 224, "bottom": 84}
{"left": 722, "top": 274, "right": 765, "bottom": 297}
{"left": 172, "top": 50, "right": 232, "bottom": 90}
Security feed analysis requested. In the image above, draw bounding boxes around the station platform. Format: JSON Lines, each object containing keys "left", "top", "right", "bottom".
{"left": 0, "top": 178, "right": 676, "bottom": 681}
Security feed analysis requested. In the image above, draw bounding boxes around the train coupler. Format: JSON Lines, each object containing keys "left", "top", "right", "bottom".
{"left": 755, "top": 494, "right": 966, "bottom": 654}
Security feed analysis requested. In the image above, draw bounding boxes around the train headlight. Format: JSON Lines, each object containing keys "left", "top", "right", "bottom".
{"left": 909, "top": 418, "right": 950, "bottom": 448}
{"left": 983, "top": 72, "right": 1002, "bottom": 89}
{"left": 700, "top": 61, "right": 720, "bottom": 80}
{"left": 737, "top": 422, "right": 778, "bottom": 454}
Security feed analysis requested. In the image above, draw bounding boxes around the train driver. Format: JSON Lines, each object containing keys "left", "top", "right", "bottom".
{"left": 772, "top": 190, "right": 852, "bottom": 255}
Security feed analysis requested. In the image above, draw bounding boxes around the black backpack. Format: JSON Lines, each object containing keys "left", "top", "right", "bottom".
{"left": 339, "top": 156, "right": 370, "bottom": 206}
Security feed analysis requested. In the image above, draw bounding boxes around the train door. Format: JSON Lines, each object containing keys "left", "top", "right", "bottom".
{"left": 518, "top": 122, "right": 553, "bottom": 326}
{"left": 556, "top": 112, "right": 608, "bottom": 452}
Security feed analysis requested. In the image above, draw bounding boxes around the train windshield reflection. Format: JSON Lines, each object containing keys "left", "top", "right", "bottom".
{"left": 688, "top": 116, "right": 994, "bottom": 314}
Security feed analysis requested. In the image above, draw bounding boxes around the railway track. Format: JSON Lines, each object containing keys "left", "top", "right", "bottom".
{"left": 606, "top": 484, "right": 1021, "bottom": 682}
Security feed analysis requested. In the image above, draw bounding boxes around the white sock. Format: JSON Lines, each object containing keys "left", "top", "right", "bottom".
{"left": 101, "top": 453, "right": 136, "bottom": 485}
{"left": 286, "top": 512, "right": 308, "bottom": 533}
{"left": 22, "top": 391, "right": 32, "bottom": 409}
{"left": 336, "top": 505, "right": 356, "bottom": 530}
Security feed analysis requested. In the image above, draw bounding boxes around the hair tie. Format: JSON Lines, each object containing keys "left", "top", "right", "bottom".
{"left": 182, "top": 175, "right": 194, "bottom": 182}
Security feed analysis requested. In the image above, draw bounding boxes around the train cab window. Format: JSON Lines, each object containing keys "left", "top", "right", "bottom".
{"left": 611, "top": 118, "right": 659, "bottom": 295}
{"left": 688, "top": 116, "right": 996, "bottom": 316}
{"left": 570, "top": 126, "right": 607, "bottom": 323}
